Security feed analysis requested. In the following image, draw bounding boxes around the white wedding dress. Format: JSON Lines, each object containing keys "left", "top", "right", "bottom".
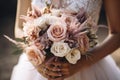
{"left": 11, "top": 0, "right": 120, "bottom": 80}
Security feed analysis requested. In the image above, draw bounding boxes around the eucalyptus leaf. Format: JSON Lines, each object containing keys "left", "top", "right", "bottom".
{"left": 10, "top": 44, "right": 23, "bottom": 55}
{"left": 11, "top": 49, "right": 23, "bottom": 55}
{"left": 15, "top": 38, "right": 24, "bottom": 42}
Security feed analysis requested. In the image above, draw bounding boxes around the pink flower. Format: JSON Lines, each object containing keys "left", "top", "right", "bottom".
{"left": 77, "top": 34, "right": 90, "bottom": 54}
{"left": 25, "top": 46, "right": 46, "bottom": 66}
{"left": 47, "top": 22, "right": 67, "bottom": 42}
{"left": 23, "top": 22, "right": 41, "bottom": 41}
{"left": 34, "top": 41, "right": 45, "bottom": 50}
{"left": 68, "top": 17, "right": 80, "bottom": 33}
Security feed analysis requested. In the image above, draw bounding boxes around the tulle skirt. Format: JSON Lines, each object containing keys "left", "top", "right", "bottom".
{"left": 11, "top": 53, "right": 120, "bottom": 80}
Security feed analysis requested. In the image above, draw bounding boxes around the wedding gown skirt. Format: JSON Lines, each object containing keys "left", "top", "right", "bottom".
{"left": 11, "top": 53, "right": 120, "bottom": 80}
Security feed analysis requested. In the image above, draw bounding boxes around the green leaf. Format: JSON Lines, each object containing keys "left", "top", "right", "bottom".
{"left": 15, "top": 38, "right": 24, "bottom": 42}
{"left": 10, "top": 44, "right": 23, "bottom": 55}
{"left": 15, "top": 37, "right": 26, "bottom": 42}
{"left": 11, "top": 49, "right": 23, "bottom": 55}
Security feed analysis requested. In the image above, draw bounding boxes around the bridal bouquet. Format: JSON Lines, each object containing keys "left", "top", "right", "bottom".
{"left": 5, "top": 3, "right": 98, "bottom": 66}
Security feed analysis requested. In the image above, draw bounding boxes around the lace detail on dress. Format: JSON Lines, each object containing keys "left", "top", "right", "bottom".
{"left": 32, "top": 0, "right": 102, "bottom": 24}
{"left": 63, "top": 0, "right": 102, "bottom": 24}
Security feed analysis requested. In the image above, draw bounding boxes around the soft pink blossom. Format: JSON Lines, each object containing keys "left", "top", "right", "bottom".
{"left": 23, "top": 22, "right": 41, "bottom": 41}
{"left": 25, "top": 46, "right": 46, "bottom": 66}
{"left": 77, "top": 34, "right": 90, "bottom": 54}
{"left": 47, "top": 22, "right": 67, "bottom": 42}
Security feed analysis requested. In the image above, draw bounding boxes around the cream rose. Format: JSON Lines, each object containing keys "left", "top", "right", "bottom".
{"left": 51, "top": 42, "right": 71, "bottom": 57}
{"left": 33, "top": 14, "right": 60, "bottom": 29}
{"left": 33, "top": 15, "right": 48, "bottom": 29}
{"left": 47, "top": 22, "right": 67, "bottom": 42}
{"left": 65, "top": 49, "right": 81, "bottom": 64}
{"left": 25, "top": 46, "right": 45, "bottom": 66}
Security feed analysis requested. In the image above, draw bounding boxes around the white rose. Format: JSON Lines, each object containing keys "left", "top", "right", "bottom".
{"left": 65, "top": 49, "right": 81, "bottom": 64}
{"left": 25, "top": 46, "right": 45, "bottom": 66}
{"left": 51, "top": 9, "right": 62, "bottom": 16}
{"left": 33, "top": 15, "right": 48, "bottom": 29}
{"left": 51, "top": 42, "right": 71, "bottom": 57}
{"left": 33, "top": 14, "right": 60, "bottom": 28}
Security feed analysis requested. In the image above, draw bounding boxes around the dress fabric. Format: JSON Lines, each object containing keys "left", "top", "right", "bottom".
{"left": 11, "top": 0, "right": 120, "bottom": 80}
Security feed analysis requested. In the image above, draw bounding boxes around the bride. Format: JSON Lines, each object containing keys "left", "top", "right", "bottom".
{"left": 11, "top": 0, "right": 120, "bottom": 80}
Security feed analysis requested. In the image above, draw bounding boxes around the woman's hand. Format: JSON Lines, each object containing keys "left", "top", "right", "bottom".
{"left": 36, "top": 56, "right": 74, "bottom": 80}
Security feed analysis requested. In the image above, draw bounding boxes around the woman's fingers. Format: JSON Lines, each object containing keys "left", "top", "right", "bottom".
{"left": 45, "top": 65, "right": 61, "bottom": 72}
{"left": 60, "top": 62, "right": 70, "bottom": 77}
{"left": 43, "top": 63, "right": 62, "bottom": 79}
{"left": 48, "top": 77, "right": 64, "bottom": 80}
{"left": 45, "top": 62, "right": 70, "bottom": 78}
{"left": 37, "top": 65, "right": 61, "bottom": 79}
{"left": 60, "top": 68, "right": 70, "bottom": 77}
{"left": 39, "top": 57, "right": 71, "bottom": 79}
{"left": 45, "top": 59, "right": 62, "bottom": 72}
{"left": 45, "top": 69, "right": 62, "bottom": 77}
{"left": 45, "top": 62, "right": 62, "bottom": 68}
{"left": 45, "top": 57, "right": 56, "bottom": 64}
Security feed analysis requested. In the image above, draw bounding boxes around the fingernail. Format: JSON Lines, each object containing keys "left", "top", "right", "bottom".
{"left": 58, "top": 69, "right": 61, "bottom": 71}
{"left": 59, "top": 74, "right": 62, "bottom": 76}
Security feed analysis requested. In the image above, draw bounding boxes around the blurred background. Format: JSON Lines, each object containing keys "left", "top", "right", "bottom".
{"left": 0, "top": 0, "right": 19, "bottom": 80}
{"left": 0, "top": 0, "right": 120, "bottom": 80}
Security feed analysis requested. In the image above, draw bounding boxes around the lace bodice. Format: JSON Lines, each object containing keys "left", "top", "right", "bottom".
{"left": 32, "top": 0, "right": 102, "bottom": 24}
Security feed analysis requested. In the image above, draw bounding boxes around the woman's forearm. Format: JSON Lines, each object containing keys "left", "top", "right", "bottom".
{"left": 72, "top": 0, "right": 120, "bottom": 73}
{"left": 15, "top": 0, "right": 31, "bottom": 38}
{"left": 89, "top": 33, "right": 120, "bottom": 61}
{"left": 72, "top": 33, "right": 120, "bottom": 73}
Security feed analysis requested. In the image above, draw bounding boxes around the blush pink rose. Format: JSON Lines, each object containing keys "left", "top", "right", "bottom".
{"left": 47, "top": 23, "right": 67, "bottom": 42}
{"left": 77, "top": 34, "right": 90, "bottom": 54}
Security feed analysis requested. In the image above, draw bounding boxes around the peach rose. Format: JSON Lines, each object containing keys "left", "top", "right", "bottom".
{"left": 25, "top": 46, "right": 45, "bottom": 66}
{"left": 47, "top": 22, "right": 67, "bottom": 42}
